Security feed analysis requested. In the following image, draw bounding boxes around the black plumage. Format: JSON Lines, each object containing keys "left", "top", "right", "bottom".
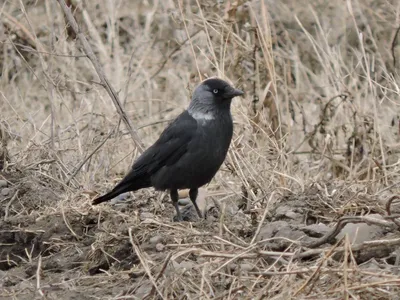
{"left": 92, "top": 78, "right": 244, "bottom": 221}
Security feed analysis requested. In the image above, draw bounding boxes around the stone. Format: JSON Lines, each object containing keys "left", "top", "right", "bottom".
{"left": 149, "top": 235, "right": 164, "bottom": 244}
{"left": 301, "top": 223, "right": 331, "bottom": 237}
{"left": 336, "top": 214, "right": 385, "bottom": 244}
{"left": 178, "top": 198, "right": 191, "bottom": 206}
{"left": 117, "top": 192, "right": 130, "bottom": 201}
{"left": 155, "top": 243, "right": 165, "bottom": 252}
{"left": 256, "top": 221, "right": 290, "bottom": 241}
{"left": 1, "top": 188, "right": 10, "bottom": 196}
{"left": 176, "top": 204, "right": 199, "bottom": 222}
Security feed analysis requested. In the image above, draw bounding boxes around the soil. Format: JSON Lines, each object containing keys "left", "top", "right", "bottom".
{"left": 0, "top": 169, "right": 252, "bottom": 299}
{"left": 1, "top": 170, "right": 400, "bottom": 299}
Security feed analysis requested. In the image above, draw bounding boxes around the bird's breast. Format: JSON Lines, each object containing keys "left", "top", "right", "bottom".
{"left": 196, "top": 115, "right": 233, "bottom": 161}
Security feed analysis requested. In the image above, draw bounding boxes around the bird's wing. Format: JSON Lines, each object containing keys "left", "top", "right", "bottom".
{"left": 133, "top": 110, "right": 198, "bottom": 175}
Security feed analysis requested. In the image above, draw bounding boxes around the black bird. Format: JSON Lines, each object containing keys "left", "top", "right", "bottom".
{"left": 92, "top": 78, "right": 244, "bottom": 221}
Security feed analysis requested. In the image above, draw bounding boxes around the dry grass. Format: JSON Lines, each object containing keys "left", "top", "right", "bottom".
{"left": 1, "top": 0, "right": 400, "bottom": 299}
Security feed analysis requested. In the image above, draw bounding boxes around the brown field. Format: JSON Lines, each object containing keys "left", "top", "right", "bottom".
{"left": 1, "top": 0, "right": 400, "bottom": 299}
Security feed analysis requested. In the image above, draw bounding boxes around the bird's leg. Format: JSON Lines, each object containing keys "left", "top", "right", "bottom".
{"left": 189, "top": 188, "right": 203, "bottom": 219}
{"left": 170, "top": 190, "right": 182, "bottom": 221}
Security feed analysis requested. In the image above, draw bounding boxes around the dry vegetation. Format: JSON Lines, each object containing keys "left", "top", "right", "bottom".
{"left": 1, "top": 0, "right": 400, "bottom": 299}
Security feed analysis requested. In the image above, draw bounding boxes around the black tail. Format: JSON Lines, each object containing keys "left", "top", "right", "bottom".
{"left": 92, "top": 171, "right": 150, "bottom": 205}
{"left": 92, "top": 186, "right": 128, "bottom": 205}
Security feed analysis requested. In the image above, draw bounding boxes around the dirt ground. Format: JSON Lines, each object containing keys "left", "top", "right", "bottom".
{"left": 0, "top": 169, "right": 253, "bottom": 299}
{"left": 1, "top": 0, "right": 400, "bottom": 299}
{"left": 2, "top": 168, "right": 400, "bottom": 299}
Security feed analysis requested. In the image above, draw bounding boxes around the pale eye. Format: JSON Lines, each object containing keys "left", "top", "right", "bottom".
{"left": 213, "top": 89, "right": 219, "bottom": 94}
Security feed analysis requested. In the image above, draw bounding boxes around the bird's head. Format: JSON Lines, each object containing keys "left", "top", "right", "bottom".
{"left": 188, "top": 78, "right": 244, "bottom": 119}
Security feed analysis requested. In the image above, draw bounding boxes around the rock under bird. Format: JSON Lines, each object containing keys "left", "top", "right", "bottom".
{"left": 92, "top": 78, "right": 244, "bottom": 221}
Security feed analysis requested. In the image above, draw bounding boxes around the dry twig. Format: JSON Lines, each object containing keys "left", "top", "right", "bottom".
{"left": 56, "top": 0, "right": 145, "bottom": 152}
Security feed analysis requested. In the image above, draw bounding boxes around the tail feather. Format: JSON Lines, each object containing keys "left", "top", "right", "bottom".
{"left": 92, "top": 188, "right": 126, "bottom": 205}
{"left": 92, "top": 172, "right": 150, "bottom": 205}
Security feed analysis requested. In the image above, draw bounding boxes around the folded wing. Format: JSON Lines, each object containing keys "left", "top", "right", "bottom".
{"left": 92, "top": 111, "right": 197, "bottom": 204}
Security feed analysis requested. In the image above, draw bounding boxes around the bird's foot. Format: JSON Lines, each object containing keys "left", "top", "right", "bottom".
{"left": 173, "top": 215, "right": 183, "bottom": 222}
{"left": 193, "top": 204, "right": 203, "bottom": 219}
{"left": 173, "top": 207, "right": 183, "bottom": 222}
{"left": 188, "top": 189, "right": 203, "bottom": 219}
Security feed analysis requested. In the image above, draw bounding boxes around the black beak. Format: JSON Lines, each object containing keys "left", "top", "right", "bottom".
{"left": 226, "top": 87, "right": 244, "bottom": 98}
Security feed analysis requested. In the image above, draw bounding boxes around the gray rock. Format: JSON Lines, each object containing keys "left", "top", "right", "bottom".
{"left": 275, "top": 205, "right": 303, "bottom": 222}
{"left": 117, "top": 192, "right": 130, "bottom": 201}
{"left": 285, "top": 211, "right": 303, "bottom": 220}
{"left": 256, "top": 220, "right": 321, "bottom": 250}
{"left": 110, "top": 192, "right": 130, "bottom": 205}
{"left": 177, "top": 204, "right": 200, "bottom": 222}
{"left": 178, "top": 198, "right": 191, "bottom": 206}
{"left": 155, "top": 243, "right": 165, "bottom": 252}
{"left": 275, "top": 225, "right": 305, "bottom": 241}
{"left": 0, "top": 180, "right": 7, "bottom": 188}
{"left": 336, "top": 214, "right": 385, "bottom": 244}
{"left": 301, "top": 223, "right": 331, "bottom": 237}
{"left": 256, "top": 221, "right": 290, "bottom": 241}
{"left": 174, "top": 188, "right": 209, "bottom": 221}
{"left": 149, "top": 235, "right": 164, "bottom": 244}
{"left": 1, "top": 188, "right": 10, "bottom": 196}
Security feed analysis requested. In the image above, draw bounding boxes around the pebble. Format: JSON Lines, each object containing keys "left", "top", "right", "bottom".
{"left": 256, "top": 220, "right": 289, "bottom": 241}
{"left": 337, "top": 214, "right": 384, "bottom": 244}
{"left": 117, "top": 192, "right": 130, "bottom": 201}
{"left": 0, "top": 180, "right": 7, "bottom": 188}
{"left": 178, "top": 198, "right": 191, "bottom": 206}
{"left": 155, "top": 243, "right": 165, "bottom": 252}
{"left": 176, "top": 204, "right": 199, "bottom": 222}
{"left": 275, "top": 205, "right": 303, "bottom": 222}
{"left": 256, "top": 220, "right": 312, "bottom": 249}
{"left": 301, "top": 223, "right": 331, "bottom": 237}
{"left": 110, "top": 192, "right": 130, "bottom": 205}
{"left": 149, "top": 235, "right": 164, "bottom": 244}
{"left": 1, "top": 188, "right": 10, "bottom": 196}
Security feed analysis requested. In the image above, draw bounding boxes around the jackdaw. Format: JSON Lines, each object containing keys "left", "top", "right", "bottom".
{"left": 92, "top": 78, "right": 244, "bottom": 221}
